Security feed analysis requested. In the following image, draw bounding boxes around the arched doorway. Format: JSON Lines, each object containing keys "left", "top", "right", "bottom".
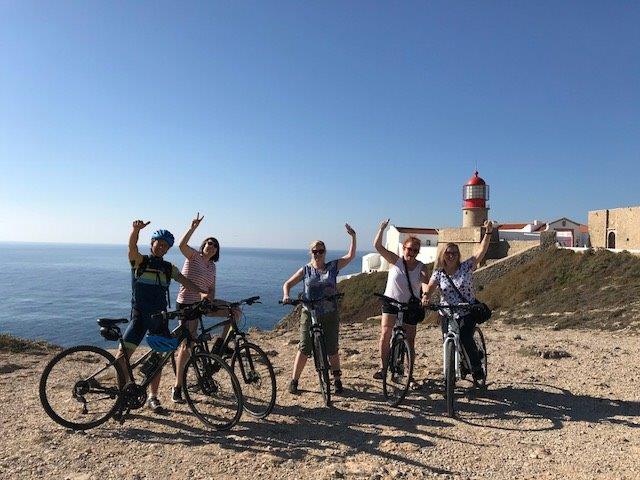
{"left": 607, "top": 231, "right": 616, "bottom": 249}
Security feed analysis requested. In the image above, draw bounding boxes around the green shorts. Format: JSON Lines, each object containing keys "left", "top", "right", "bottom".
{"left": 299, "top": 309, "right": 340, "bottom": 357}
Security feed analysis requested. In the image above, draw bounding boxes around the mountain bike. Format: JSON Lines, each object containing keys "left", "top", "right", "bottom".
{"left": 280, "top": 293, "right": 343, "bottom": 406}
{"left": 39, "top": 303, "right": 243, "bottom": 431}
{"left": 374, "top": 293, "right": 415, "bottom": 407}
{"left": 171, "top": 296, "right": 276, "bottom": 419}
{"left": 426, "top": 303, "right": 488, "bottom": 417}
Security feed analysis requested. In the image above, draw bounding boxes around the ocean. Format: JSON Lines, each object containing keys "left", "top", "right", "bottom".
{"left": 0, "top": 243, "right": 366, "bottom": 348}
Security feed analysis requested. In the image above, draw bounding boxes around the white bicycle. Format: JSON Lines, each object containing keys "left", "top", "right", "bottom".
{"left": 427, "top": 303, "right": 488, "bottom": 417}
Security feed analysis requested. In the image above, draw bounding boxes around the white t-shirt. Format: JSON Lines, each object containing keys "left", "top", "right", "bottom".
{"left": 383, "top": 258, "right": 424, "bottom": 303}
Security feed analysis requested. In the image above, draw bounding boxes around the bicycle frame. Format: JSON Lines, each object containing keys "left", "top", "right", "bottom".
{"left": 441, "top": 314, "right": 473, "bottom": 382}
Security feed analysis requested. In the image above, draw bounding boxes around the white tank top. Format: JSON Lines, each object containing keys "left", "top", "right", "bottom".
{"left": 383, "top": 258, "right": 424, "bottom": 303}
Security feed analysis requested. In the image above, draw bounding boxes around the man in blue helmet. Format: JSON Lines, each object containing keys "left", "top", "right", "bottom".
{"left": 118, "top": 219, "right": 206, "bottom": 414}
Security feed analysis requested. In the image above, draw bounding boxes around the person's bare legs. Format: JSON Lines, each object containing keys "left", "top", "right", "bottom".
{"left": 292, "top": 350, "right": 308, "bottom": 381}
{"left": 174, "top": 320, "right": 198, "bottom": 390}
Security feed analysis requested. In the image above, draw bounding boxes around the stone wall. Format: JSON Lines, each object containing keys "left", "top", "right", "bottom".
{"left": 589, "top": 207, "right": 640, "bottom": 249}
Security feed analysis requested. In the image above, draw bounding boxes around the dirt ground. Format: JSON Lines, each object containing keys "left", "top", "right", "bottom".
{"left": 1, "top": 316, "right": 639, "bottom": 479}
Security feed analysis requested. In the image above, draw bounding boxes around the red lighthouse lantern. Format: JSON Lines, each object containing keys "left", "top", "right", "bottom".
{"left": 462, "top": 171, "right": 489, "bottom": 227}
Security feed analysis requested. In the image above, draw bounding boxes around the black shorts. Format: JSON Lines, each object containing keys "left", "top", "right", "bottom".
{"left": 381, "top": 304, "right": 421, "bottom": 326}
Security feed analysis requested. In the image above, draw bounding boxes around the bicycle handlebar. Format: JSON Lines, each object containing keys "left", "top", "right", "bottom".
{"left": 374, "top": 293, "right": 413, "bottom": 308}
{"left": 279, "top": 293, "right": 344, "bottom": 307}
{"left": 374, "top": 293, "right": 472, "bottom": 313}
{"left": 425, "top": 303, "right": 472, "bottom": 311}
{"left": 151, "top": 296, "right": 261, "bottom": 321}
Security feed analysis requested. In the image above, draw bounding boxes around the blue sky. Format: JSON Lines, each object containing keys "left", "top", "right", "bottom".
{"left": 1, "top": 1, "right": 638, "bottom": 249}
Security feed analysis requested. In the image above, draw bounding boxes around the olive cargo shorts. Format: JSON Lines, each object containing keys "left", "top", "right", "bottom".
{"left": 299, "top": 309, "right": 339, "bottom": 357}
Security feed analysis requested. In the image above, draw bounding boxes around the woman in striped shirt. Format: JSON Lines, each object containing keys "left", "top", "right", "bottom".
{"left": 171, "top": 213, "right": 235, "bottom": 403}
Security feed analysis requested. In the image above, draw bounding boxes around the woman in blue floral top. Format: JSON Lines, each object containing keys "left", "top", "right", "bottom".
{"left": 282, "top": 224, "right": 356, "bottom": 395}
{"left": 423, "top": 220, "right": 494, "bottom": 381}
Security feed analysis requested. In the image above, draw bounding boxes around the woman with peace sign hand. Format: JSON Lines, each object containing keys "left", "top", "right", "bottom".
{"left": 171, "top": 213, "right": 237, "bottom": 404}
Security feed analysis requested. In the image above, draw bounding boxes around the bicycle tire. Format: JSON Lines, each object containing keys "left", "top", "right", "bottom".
{"left": 39, "top": 345, "right": 123, "bottom": 430}
{"left": 445, "top": 340, "right": 456, "bottom": 417}
{"left": 312, "top": 331, "right": 331, "bottom": 407}
{"left": 473, "top": 327, "right": 488, "bottom": 388}
{"left": 230, "top": 342, "right": 276, "bottom": 418}
{"left": 382, "top": 336, "right": 412, "bottom": 407}
{"left": 182, "top": 352, "right": 243, "bottom": 431}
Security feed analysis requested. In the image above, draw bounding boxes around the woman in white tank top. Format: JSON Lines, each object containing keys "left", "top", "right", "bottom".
{"left": 373, "top": 219, "right": 430, "bottom": 381}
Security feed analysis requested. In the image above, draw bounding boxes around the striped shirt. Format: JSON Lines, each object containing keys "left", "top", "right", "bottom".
{"left": 176, "top": 250, "right": 216, "bottom": 305}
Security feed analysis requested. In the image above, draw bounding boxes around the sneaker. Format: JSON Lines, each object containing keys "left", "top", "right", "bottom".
{"left": 373, "top": 370, "right": 384, "bottom": 380}
{"left": 288, "top": 379, "right": 299, "bottom": 394}
{"left": 171, "top": 387, "right": 185, "bottom": 404}
{"left": 334, "top": 378, "right": 343, "bottom": 394}
{"left": 472, "top": 368, "right": 486, "bottom": 383}
{"left": 147, "top": 396, "right": 166, "bottom": 414}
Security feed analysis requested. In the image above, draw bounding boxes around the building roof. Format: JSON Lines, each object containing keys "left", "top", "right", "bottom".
{"left": 497, "top": 223, "right": 529, "bottom": 230}
{"left": 579, "top": 224, "right": 589, "bottom": 233}
{"left": 395, "top": 227, "right": 439, "bottom": 235}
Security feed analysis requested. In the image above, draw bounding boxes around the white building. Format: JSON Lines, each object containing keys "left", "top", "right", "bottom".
{"left": 497, "top": 217, "right": 589, "bottom": 247}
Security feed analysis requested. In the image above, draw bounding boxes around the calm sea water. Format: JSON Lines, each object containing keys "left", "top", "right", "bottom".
{"left": 0, "top": 243, "right": 365, "bottom": 347}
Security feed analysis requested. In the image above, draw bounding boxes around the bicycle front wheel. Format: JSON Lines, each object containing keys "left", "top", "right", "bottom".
{"left": 312, "top": 331, "right": 331, "bottom": 407}
{"left": 382, "top": 336, "right": 412, "bottom": 407}
{"left": 183, "top": 353, "right": 243, "bottom": 431}
{"left": 473, "top": 327, "right": 488, "bottom": 388}
{"left": 39, "top": 345, "right": 123, "bottom": 430}
{"left": 444, "top": 341, "right": 456, "bottom": 417}
{"left": 231, "top": 342, "right": 276, "bottom": 418}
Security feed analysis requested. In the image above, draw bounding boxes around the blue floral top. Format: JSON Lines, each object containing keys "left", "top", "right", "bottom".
{"left": 303, "top": 260, "right": 339, "bottom": 316}
{"left": 430, "top": 258, "right": 475, "bottom": 319}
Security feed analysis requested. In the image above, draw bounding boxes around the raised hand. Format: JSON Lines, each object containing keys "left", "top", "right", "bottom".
{"left": 484, "top": 220, "right": 494, "bottom": 234}
{"left": 132, "top": 220, "right": 150, "bottom": 231}
{"left": 191, "top": 212, "right": 204, "bottom": 230}
{"left": 378, "top": 218, "right": 390, "bottom": 231}
{"left": 345, "top": 223, "right": 356, "bottom": 236}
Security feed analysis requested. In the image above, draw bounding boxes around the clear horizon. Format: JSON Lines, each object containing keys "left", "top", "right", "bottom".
{"left": 1, "top": 2, "right": 638, "bottom": 249}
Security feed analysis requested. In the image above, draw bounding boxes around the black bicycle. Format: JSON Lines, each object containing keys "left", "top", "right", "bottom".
{"left": 172, "top": 296, "right": 276, "bottom": 419}
{"left": 374, "top": 293, "right": 417, "bottom": 407}
{"left": 39, "top": 303, "right": 243, "bottom": 431}
{"left": 280, "top": 293, "right": 343, "bottom": 406}
{"left": 426, "top": 303, "right": 488, "bottom": 417}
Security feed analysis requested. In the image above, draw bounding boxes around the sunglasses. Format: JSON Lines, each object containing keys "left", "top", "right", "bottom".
{"left": 445, "top": 250, "right": 459, "bottom": 255}
{"left": 205, "top": 240, "right": 218, "bottom": 247}
{"left": 404, "top": 247, "right": 419, "bottom": 254}
{"left": 312, "top": 249, "right": 326, "bottom": 255}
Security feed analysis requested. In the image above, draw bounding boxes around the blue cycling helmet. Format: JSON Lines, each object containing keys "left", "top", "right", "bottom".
{"left": 151, "top": 229, "right": 175, "bottom": 248}
{"left": 146, "top": 334, "right": 179, "bottom": 352}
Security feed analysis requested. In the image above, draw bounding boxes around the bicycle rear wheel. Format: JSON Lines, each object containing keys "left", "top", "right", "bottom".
{"left": 183, "top": 353, "right": 243, "bottom": 431}
{"left": 382, "top": 336, "right": 412, "bottom": 407}
{"left": 312, "top": 331, "right": 331, "bottom": 407}
{"left": 444, "top": 341, "right": 456, "bottom": 417}
{"left": 39, "top": 345, "right": 123, "bottom": 430}
{"left": 231, "top": 342, "right": 276, "bottom": 419}
{"left": 473, "top": 327, "right": 488, "bottom": 388}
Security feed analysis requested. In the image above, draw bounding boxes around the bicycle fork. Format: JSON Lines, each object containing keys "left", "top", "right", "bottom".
{"left": 442, "top": 333, "right": 462, "bottom": 380}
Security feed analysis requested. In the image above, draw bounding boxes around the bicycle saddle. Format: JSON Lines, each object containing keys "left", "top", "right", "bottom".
{"left": 97, "top": 318, "right": 128, "bottom": 327}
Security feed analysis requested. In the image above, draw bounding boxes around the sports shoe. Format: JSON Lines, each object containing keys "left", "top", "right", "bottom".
{"left": 472, "top": 368, "right": 486, "bottom": 382}
{"left": 334, "top": 378, "right": 344, "bottom": 394}
{"left": 288, "top": 379, "right": 299, "bottom": 394}
{"left": 147, "top": 396, "right": 166, "bottom": 414}
{"left": 171, "top": 387, "right": 185, "bottom": 404}
{"left": 373, "top": 370, "right": 384, "bottom": 380}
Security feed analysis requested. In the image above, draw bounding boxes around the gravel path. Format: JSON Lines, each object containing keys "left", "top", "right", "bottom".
{"left": 1, "top": 319, "right": 639, "bottom": 479}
